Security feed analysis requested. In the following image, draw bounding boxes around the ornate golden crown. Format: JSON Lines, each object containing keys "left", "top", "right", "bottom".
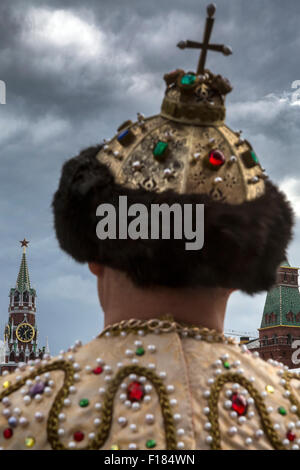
{"left": 96, "top": 3, "right": 266, "bottom": 204}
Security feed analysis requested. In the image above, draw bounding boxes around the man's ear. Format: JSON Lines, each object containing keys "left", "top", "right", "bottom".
{"left": 88, "top": 262, "right": 103, "bottom": 277}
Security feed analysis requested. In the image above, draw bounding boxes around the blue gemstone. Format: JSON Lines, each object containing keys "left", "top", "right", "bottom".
{"left": 117, "top": 129, "right": 129, "bottom": 142}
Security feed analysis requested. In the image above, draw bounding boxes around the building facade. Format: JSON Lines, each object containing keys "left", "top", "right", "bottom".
{"left": 0, "top": 239, "right": 48, "bottom": 375}
{"left": 248, "top": 261, "right": 300, "bottom": 369}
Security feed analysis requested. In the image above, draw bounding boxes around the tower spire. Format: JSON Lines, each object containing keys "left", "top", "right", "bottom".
{"left": 16, "top": 239, "right": 31, "bottom": 291}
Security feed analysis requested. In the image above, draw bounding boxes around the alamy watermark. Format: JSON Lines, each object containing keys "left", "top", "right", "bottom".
{"left": 0, "top": 80, "right": 6, "bottom": 104}
{"left": 96, "top": 196, "right": 204, "bottom": 251}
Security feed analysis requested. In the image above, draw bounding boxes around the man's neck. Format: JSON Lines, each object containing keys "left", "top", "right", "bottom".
{"left": 98, "top": 268, "right": 231, "bottom": 333}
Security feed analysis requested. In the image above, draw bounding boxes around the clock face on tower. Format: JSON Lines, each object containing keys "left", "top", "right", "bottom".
{"left": 16, "top": 323, "right": 35, "bottom": 343}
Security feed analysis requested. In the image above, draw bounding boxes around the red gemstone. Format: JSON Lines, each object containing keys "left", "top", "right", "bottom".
{"left": 287, "top": 431, "right": 296, "bottom": 442}
{"left": 231, "top": 393, "right": 248, "bottom": 416}
{"left": 127, "top": 381, "right": 145, "bottom": 402}
{"left": 74, "top": 431, "right": 84, "bottom": 442}
{"left": 208, "top": 150, "right": 226, "bottom": 167}
{"left": 93, "top": 366, "right": 103, "bottom": 375}
{"left": 3, "top": 428, "right": 13, "bottom": 439}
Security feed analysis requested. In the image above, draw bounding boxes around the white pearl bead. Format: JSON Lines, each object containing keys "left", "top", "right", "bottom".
{"left": 177, "top": 442, "right": 185, "bottom": 449}
{"left": 2, "top": 409, "right": 11, "bottom": 418}
{"left": 132, "top": 402, "right": 140, "bottom": 411}
{"left": 104, "top": 365, "right": 112, "bottom": 372}
{"left": 145, "top": 384, "right": 152, "bottom": 393}
{"left": 247, "top": 397, "right": 254, "bottom": 405}
{"left": 203, "top": 390, "right": 210, "bottom": 398}
{"left": 35, "top": 412, "right": 44, "bottom": 422}
{"left": 170, "top": 399, "right": 177, "bottom": 406}
{"left": 85, "top": 365, "right": 92, "bottom": 373}
{"left": 13, "top": 408, "right": 21, "bottom": 416}
{"left": 144, "top": 396, "right": 151, "bottom": 403}
{"left": 64, "top": 399, "right": 71, "bottom": 407}
{"left": 118, "top": 416, "right": 127, "bottom": 426}
{"left": 69, "top": 386, "right": 76, "bottom": 394}
{"left": 267, "top": 406, "right": 273, "bottom": 414}
{"left": 68, "top": 442, "right": 76, "bottom": 449}
{"left": 98, "top": 387, "right": 106, "bottom": 395}
{"left": 288, "top": 422, "right": 296, "bottom": 429}
{"left": 19, "top": 417, "right": 28, "bottom": 427}
{"left": 117, "top": 362, "right": 123, "bottom": 368}
{"left": 131, "top": 358, "right": 139, "bottom": 364}
{"left": 230, "top": 411, "right": 238, "bottom": 419}
{"left": 282, "top": 439, "right": 290, "bottom": 446}
{"left": 203, "top": 407, "right": 210, "bottom": 415}
{"left": 291, "top": 406, "right": 297, "bottom": 413}
{"left": 214, "top": 359, "right": 222, "bottom": 367}
{"left": 177, "top": 428, "right": 185, "bottom": 435}
{"left": 73, "top": 363, "right": 80, "bottom": 371}
{"left": 159, "top": 371, "right": 167, "bottom": 379}
{"left": 130, "top": 424, "right": 137, "bottom": 432}
{"left": 2, "top": 397, "right": 10, "bottom": 406}
{"left": 48, "top": 380, "right": 55, "bottom": 388}
{"left": 148, "top": 363, "right": 156, "bottom": 370}
{"left": 125, "top": 349, "right": 134, "bottom": 357}
{"left": 224, "top": 400, "right": 232, "bottom": 409}
{"left": 139, "top": 376, "right": 146, "bottom": 383}
{"left": 58, "top": 413, "right": 66, "bottom": 422}
{"left": 255, "top": 429, "right": 264, "bottom": 438}
{"left": 228, "top": 426, "right": 237, "bottom": 436}
{"left": 145, "top": 414, "right": 154, "bottom": 424}
{"left": 119, "top": 393, "right": 126, "bottom": 402}
{"left": 44, "top": 387, "right": 52, "bottom": 396}
{"left": 137, "top": 330, "right": 144, "bottom": 336}
{"left": 35, "top": 394, "right": 42, "bottom": 402}
{"left": 248, "top": 411, "right": 255, "bottom": 418}
{"left": 120, "top": 331, "right": 127, "bottom": 337}
{"left": 124, "top": 400, "right": 132, "bottom": 408}
{"left": 206, "top": 436, "right": 213, "bottom": 444}
{"left": 74, "top": 373, "right": 81, "bottom": 382}
{"left": 23, "top": 395, "right": 31, "bottom": 405}
{"left": 94, "top": 403, "right": 102, "bottom": 411}
{"left": 232, "top": 383, "right": 239, "bottom": 390}
{"left": 128, "top": 443, "right": 137, "bottom": 449}
{"left": 94, "top": 418, "right": 101, "bottom": 426}
{"left": 207, "top": 378, "right": 214, "bottom": 385}
{"left": 173, "top": 413, "right": 181, "bottom": 421}
{"left": 58, "top": 428, "right": 65, "bottom": 436}
{"left": 274, "top": 423, "right": 280, "bottom": 430}
{"left": 26, "top": 379, "right": 33, "bottom": 386}
{"left": 129, "top": 374, "right": 137, "bottom": 381}
{"left": 238, "top": 416, "right": 246, "bottom": 424}
{"left": 147, "top": 345, "right": 156, "bottom": 353}
{"left": 204, "top": 423, "right": 211, "bottom": 431}
{"left": 134, "top": 341, "right": 142, "bottom": 347}
{"left": 245, "top": 437, "right": 252, "bottom": 445}
{"left": 88, "top": 432, "right": 95, "bottom": 440}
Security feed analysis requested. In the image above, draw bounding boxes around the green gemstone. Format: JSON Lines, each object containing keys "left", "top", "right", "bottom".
{"left": 136, "top": 347, "right": 145, "bottom": 356}
{"left": 223, "top": 361, "right": 230, "bottom": 369}
{"left": 153, "top": 141, "right": 168, "bottom": 158}
{"left": 278, "top": 406, "right": 287, "bottom": 416}
{"left": 250, "top": 151, "right": 259, "bottom": 164}
{"left": 146, "top": 439, "right": 156, "bottom": 449}
{"left": 79, "top": 398, "right": 89, "bottom": 408}
{"left": 181, "top": 74, "right": 196, "bottom": 86}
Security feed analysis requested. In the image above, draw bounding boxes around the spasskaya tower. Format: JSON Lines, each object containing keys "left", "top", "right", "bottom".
{"left": 0, "top": 239, "right": 48, "bottom": 374}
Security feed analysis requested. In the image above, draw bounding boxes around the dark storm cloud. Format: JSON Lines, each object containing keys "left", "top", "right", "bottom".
{"left": 0, "top": 0, "right": 300, "bottom": 353}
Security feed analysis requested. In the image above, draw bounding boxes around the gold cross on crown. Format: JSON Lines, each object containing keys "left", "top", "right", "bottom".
{"left": 177, "top": 3, "right": 232, "bottom": 74}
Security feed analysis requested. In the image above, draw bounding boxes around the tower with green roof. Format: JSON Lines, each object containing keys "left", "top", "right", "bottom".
{"left": 0, "top": 240, "right": 46, "bottom": 374}
{"left": 255, "top": 260, "right": 300, "bottom": 369}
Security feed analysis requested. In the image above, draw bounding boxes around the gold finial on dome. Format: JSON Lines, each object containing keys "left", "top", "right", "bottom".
{"left": 177, "top": 3, "right": 232, "bottom": 75}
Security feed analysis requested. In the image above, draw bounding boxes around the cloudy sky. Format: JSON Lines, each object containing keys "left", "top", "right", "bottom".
{"left": 0, "top": 0, "right": 300, "bottom": 355}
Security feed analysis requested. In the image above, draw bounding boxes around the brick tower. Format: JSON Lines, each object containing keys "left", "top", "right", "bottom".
{"left": 250, "top": 261, "right": 300, "bottom": 368}
{"left": 0, "top": 239, "right": 46, "bottom": 375}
